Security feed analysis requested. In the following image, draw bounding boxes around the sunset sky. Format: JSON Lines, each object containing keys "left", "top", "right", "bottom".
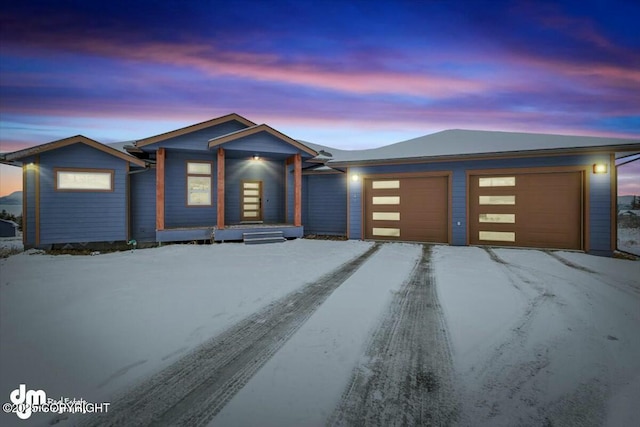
{"left": 1, "top": 0, "right": 639, "bottom": 196}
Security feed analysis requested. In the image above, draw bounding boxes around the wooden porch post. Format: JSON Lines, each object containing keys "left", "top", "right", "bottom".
{"left": 217, "top": 148, "right": 225, "bottom": 229}
{"left": 294, "top": 153, "right": 302, "bottom": 227}
{"left": 155, "top": 148, "right": 165, "bottom": 231}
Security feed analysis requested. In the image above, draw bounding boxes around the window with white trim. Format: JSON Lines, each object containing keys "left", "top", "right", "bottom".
{"left": 55, "top": 169, "right": 113, "bottom": 191}
{"left": 187, "top": 161, "right": 212, "bottom": 206}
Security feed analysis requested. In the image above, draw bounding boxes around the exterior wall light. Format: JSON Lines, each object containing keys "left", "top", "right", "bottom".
{"left": 351, "top": 174, "right": 359, "bottom": 182}
{"left": 593, "top": 163, "right": 607, "bottom": 174}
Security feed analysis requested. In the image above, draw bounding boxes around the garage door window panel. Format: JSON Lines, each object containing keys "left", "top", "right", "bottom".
{"left": 479, "top": 213, "right": 516, "bottom": 223}
{"left": 479, "top": 176, "right": 516, "bottom": 187}
{"left": 479, "top": 231, "right": 516, "bottom": 242}
{"left": 372, "top": 180, "right": 400, "bottom": 189}
{"left": 479, "top": 195, "right": 516, "bottom": 205}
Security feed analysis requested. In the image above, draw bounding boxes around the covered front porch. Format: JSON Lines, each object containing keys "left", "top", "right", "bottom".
{"left": 155, "top": 223, "right": 304, "bottom": 243}
{"left": 153, "top": 124, "right": 318, "bottom": 243}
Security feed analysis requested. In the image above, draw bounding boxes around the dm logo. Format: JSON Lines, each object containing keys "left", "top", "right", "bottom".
{"left": 10, "top": 384, "right": 46, "bottom": 419}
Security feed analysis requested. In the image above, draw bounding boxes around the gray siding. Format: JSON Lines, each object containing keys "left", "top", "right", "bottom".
{"left": 164, "top": 151, "right": 217, "bottom": 228}
{"left": 130, "top": 168, "right": 156, "bottom": 242}
{"left": 225, "top": 158, "right": 285, "bottom": 224}
{"left": 37, "top": 144, "right": 128, "bottom": 244}
{"left": 303, "top": 174, "right": 347, "bottom": 235}
{"left": 347, "top": 154, "right": 614, "bottom": 254}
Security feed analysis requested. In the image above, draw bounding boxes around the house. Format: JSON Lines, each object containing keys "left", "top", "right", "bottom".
{"left": 0, "top": 219, "right": 19, "bottom": 237}
{"left": 1, "top": 113, "right": 639, "bottom": 256}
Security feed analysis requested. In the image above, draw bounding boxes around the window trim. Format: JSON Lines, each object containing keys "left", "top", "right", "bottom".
{"left": 54, "top": 168, "right": 114, "bottom": 192}
{"left": 186, "top": 160, "right": 213, "bottom": 207}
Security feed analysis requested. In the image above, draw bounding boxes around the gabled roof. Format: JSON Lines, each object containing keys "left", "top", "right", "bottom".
{"left": 320, "top": 129, "right": 640, "bottom": 165}
{"left": 1, "top": 135, "right": 146, "bottom": 167}
{"left": 208, "top": 124, "right": 318, "bottom": 157}
{"left": 136, "top": 113, "right": 256, "bottom": 148}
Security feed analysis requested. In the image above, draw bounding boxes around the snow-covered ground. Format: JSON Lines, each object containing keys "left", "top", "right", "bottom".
{"left": 1, "top": 240, "right": 639, "bottom": 426}
{"left": 618, "top": 226, "right": 640, "bottom": 256}
{"left": 434, "top": 246, "right": 640, "bottom": 426}
{"left": 0, "top": 240, "right": 373, "bottom": 426}
{"left": 0, "top": 236, "right": 22, "bottom": 258}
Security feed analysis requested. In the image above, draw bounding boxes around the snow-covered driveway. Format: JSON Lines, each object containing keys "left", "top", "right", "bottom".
{"left": 1, "top": 241, "right": 639, "bottom": 426}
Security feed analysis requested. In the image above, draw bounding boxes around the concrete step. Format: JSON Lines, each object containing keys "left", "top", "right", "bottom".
{"left": 243, "top": 231, "right": 286, "bottom": 244}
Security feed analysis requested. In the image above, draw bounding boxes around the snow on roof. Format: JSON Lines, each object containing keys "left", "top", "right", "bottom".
{"left": 0, "top": 219, "right": 19, "bottom": 227}
{"left": 304, "top": 129, "right": 640, "bottom": 164}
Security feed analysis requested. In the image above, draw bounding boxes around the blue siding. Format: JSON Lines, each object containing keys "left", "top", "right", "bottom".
{"left": 164, "top": 151, "right": 217, "bottom": 228}
{"left": 150, "top": 121, "right": 249, "bottom": 151}
{"left": 588, "top": 154, "right": 613, "bottom": 255}
{"left": 130, "top": 168, "right": 156, "bottom": 242}
{"left": 303, "top": 174, "right": 347, "bottom": 235}
{"left": 348, "top": 170, "right": 363, "bottom": 240}
{"left": 37, "top": 144, "right": 128, "bottom": 244}
{"left": 219, "top": 131, "right": 302, "bottom": 157}
{"left": 286, "top": 164, "right": 295, "bottom": 223}
{"left": 225, "top": 158, "right": 285, "bottom": 223}
{"left": 347, "top": 154, "right": 614, "bottom": 253}
{"left": 24, "top": 159, "right": 37, "bottom": 246}
{"left": 0, "top": 220, "right": 17, "bottom": 237}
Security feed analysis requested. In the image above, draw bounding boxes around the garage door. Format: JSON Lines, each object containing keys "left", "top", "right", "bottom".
{"left": 469, "top": 171, "right": 583, "bottom": 250}
{"left": 364, "top": 176, "right": 449, "bottom": 243}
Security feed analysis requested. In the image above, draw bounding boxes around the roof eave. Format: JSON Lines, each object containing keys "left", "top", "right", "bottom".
{"left": 208, "top": 124, "right": 318, "bottom": 157}
{"left": 326, "top": 144, "right": 640, "bottom": 167}
{"left": 3, "top": 135, "right": 147, "bottom": 167}
{"left": 136, "top": 113, "right": 256, "bottom": 148}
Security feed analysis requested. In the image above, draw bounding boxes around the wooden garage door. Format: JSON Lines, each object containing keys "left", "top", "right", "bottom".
{"left": 469, "top": 171, "right": 583, "bottom": 250}
{"left": 364, "top": 176, "right": 448, "bottom": 243}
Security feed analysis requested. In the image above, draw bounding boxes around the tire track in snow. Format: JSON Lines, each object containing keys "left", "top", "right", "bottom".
{"left": 329, "top": 245, "right": 458, "bottom": 426}
{"left": 470, "top": 247, "right": 624, "bottom": 426}
{"left": 466, "top": 247, "right": 562, "bottom": 425}
{"left": 543, "top": 250, "right": 640, "bottom": 297}
{"left": 79, "top": 243, "right": 381, "bottom": 427}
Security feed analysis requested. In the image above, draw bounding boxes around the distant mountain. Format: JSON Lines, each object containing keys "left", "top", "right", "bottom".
{"left": 0, "top": 191, "right": 22, "bottom": 205}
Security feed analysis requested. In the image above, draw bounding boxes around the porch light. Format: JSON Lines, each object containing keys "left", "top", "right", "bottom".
{"left": 593, "top": 163, "right": 607, "bottom": 174}
{"left": 253, "top": 154, "right": 260, "bottom": 160}
{"left": 351, "top": 174, "right": 359, "bottom": 182}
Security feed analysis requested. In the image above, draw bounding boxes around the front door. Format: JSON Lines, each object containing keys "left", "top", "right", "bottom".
{"left": 241, "top": 180, "right": 263, "bottom": 222}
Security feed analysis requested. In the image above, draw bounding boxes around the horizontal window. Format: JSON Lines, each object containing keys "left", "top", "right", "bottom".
{"left": 187, "top": 162, "right": 211, "bottom": 175}
{"left": 479, "top": 177, "right": 516, "bottom": 187}
{"left": 479, "top": 213, "right": 516, "bottom": 223}
{"left": 244, "top": 211, "right": 259, "bottom": 217}
{"left": 244, "top": 190, "right": 260, "bottom": 196}
{"left": 373, "top": 212, "right": 400, "bottom": 221}
{"left": 244, "top": 197, "right": 260, "bottom": 203}
{"left": 479, "top": 231, "right": 516, "bottom": 242}
{"left": 372, "top": 227, "right": 401, "bottom": 237}
{"left": 56, "top": 170, "right": 113, "bottom": 191}
{"left": 244, "top": 182, "right": 260, "bottom": 189}
{"left": 187, "top": 176, "right": 211, "bottom": 206}
{"left": 372, "top": 180, "right": 400, "bottom": 189}
{"left": 479, "top": 195, "right": 515, "bottom": 205}
{"left": 243, "top": 204, "right": 259, "bottom": 211}
{"left": 372, "top": 196, "right": 400, "bottom": 205}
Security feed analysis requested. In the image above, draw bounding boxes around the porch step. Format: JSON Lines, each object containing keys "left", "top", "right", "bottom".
{"left": 243, "top": 231, "right": 286, "bottom": 245}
